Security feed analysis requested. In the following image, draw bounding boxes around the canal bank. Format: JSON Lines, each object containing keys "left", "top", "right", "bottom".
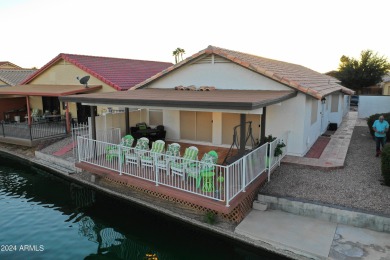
{"left": 0, "top": 143, "right": 303, "bottom": 260}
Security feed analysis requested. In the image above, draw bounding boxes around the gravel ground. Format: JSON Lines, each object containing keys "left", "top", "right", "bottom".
{"left": 260, "top": 125, "right": 390, "bottom": 217}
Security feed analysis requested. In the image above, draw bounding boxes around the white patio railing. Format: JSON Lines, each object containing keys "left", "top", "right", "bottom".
{"left": 77, "top": 133, "right": 287, "bottom": 207}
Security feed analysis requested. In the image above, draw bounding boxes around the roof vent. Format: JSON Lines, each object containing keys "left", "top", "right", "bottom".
{"left": 174, "top": 85, "right": 197, "bottom": 91}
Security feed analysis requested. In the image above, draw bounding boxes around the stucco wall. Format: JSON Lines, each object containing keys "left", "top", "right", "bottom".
{"left": 358, "top": 96, "right": 390, "bottom": 118}
{"left": 146, "top": 61, "right": 289, "bottom": 91}
{"left": 0, "top": 97, "right": 26, "bottom": 121}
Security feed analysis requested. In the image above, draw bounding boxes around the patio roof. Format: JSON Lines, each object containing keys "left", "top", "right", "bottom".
{"left": 59, "top": 88, "right": 297, "bottom": 111}
{"left": 0, "top": 84, "right": 102, "bottom": 97}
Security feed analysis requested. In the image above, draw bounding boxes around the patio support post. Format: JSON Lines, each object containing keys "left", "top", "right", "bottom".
{"left": 240, "top": 114, "right": 246, "bottom": 155}
{"left": 90, "top": 106, "right": 97, "bottom": 140}
{"left": 26, "top": 96, "right": 31, "bottom": 126}
{"left": 125, "top": 108, "right": 130, "bottom": 135}
{"left": 65, "top": 102, "right": 70, "bottom": 133}
{"left": 260, "top": 107, "right": 266, "bottom": 144}
{"left": 225, "top": 167, "right": 230, "bottom": 207}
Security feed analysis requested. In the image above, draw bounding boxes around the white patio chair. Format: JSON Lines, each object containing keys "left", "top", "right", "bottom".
{"left": 125, "top": 137, "right": 149, "bottom": 166}
{"left": 140, "top": 140, "right": 165, "bottom": 168}
{"left": 155, "top": 143, "right": 181, "bottom": 174}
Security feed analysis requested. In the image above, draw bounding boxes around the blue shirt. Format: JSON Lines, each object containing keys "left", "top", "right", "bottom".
{"left": 373, "top": 119, "right": 389, "bottom": 137}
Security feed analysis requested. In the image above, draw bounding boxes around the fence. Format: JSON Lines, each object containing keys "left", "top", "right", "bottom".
{"left": 76, "top": 133, "right": 287, "bottom": 207}
{"left": 0, "top": 120, "right": 67, "bottom": 140}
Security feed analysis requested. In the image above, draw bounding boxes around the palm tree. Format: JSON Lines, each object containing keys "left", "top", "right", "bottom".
{"left": 172, "top": 47, "right": 185, "bottom": 64}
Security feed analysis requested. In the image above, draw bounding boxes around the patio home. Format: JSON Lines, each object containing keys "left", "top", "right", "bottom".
{"left": 0, "top": 54, "right": 172, "bottom": 146}
{"left": 59, "top": 46, "right": 354, "bottom": 221}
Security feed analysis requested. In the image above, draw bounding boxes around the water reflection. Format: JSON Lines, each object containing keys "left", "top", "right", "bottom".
{"left": 0, "top": 156, "right": 287, "bottom": 260}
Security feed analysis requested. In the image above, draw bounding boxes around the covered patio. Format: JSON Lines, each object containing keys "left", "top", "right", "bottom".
{"left": 60, "top": 88, "right": 293, "bottom": 218}
{"left": 0, "top": 84, "right": 101, "bottom": 146}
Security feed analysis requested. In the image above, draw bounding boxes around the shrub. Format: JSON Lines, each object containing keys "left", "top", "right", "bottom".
{"left": 203, "top": 211, "right": 217, "bottom": 224}
{"left": 367, "top": 113, "right": 390, "bottom": 139}
{"left": 381, "top": 145, "right": 390, "bottom": 186}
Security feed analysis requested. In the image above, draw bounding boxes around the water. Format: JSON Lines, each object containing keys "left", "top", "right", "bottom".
{"left": 0, "top": 155, "right": 288, "bottom": 260}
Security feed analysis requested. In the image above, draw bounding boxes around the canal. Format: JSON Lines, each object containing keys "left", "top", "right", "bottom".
{"left": 0, "top": 155, "right": 289, "bottom": 260}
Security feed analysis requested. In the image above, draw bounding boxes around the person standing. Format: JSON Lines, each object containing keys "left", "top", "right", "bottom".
{"left": 372, "top": 115, "right": 389, "bottom": 157}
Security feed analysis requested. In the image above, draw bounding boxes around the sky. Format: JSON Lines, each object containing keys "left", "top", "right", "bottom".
{"left": 1, "top": 0, "right": 389, "bottom": 73}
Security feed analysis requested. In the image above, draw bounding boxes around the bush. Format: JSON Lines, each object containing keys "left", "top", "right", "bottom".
{"left": 381, "top": 145, "right": 390, "bottom": 186}
{"left": 203, "top": 211, "right": 217, "bottom": 224}
{"left": 367, "top": 113, "right": 390, "bottom": 139}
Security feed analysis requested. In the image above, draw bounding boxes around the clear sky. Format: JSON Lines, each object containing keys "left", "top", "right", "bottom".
{"left": 1, "top": 0, "right": 389, "bottom": 73}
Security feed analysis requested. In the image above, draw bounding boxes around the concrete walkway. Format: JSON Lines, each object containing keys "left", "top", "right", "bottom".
{"left": 236, "top": 112, "right": 390, "bottom": 259}
{"left": 282, "top": 112, "right": 358, "bottom": 169}
{"left": 235, "top": 209, "right": 390, "bottom": 259}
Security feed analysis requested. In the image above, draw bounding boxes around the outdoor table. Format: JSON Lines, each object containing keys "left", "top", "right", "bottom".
{"left": 200, "top": 171, "right": 215, "bottom": 192}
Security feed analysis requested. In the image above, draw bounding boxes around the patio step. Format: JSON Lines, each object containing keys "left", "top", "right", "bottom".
{"left": 34, "top": 151, "right": 81, "bottom": 174}
{"left": 31, "top": 158, "right": 76, "bottom": 175}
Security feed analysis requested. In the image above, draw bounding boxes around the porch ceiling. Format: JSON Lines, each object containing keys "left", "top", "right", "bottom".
{"left": 0, "top": 84, "right": 102, "bottom": 97}
{"left": 59, "top": 89, "right": 297, "bottom": 111}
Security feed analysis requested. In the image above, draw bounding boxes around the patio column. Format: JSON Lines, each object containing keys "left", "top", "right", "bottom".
{"left": 65, "top": 102, "right": 70, "bottom": 133}
{"left": 240, "top": 114, "right": 246, "bottom": 155}
{"left": 90, "top": 105, "right": 97, "bottom": 140}
{"left": 261, "top": 107, "right": 266, "bottom": 144}
{"left": 26, "top": 96, "right": 31, "bottom": 126}
{"left": 125, "top": 107, "right": 130, "bottom": 135}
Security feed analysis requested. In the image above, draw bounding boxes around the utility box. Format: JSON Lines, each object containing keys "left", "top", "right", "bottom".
{"left": 328, "top": 123, "right": 337, "bottom": 131}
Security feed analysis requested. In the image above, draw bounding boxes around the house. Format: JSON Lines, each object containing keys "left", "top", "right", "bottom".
{"left": 0, "top": 63, "right": 37, "bottom": 122}
{"left": 0, "top": 54, "right": 172, "bottom": 145}
{"left": 57, "top": 46, "right": 354, "bottom": 220}
{"left": 60, "top": 46, "right": 354, "bottom": 157}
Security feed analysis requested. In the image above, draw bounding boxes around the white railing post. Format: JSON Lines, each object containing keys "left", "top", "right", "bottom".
{"left": 267, "top": 142, "right": 271, "bottom": 182}
{"left": 242, "top": 154, "right": 246, "bottom": 192}
{"left": 118, "top": 145, "right": 122, "bottom": 175}
{"left": 77, "top": 136, "right": 82, "bottom": 162}
{"left": 154, "top": 153, "right": 159, "bottom": 186}
{"left": 225, "top": 167, "right": 230, "bottom": 207}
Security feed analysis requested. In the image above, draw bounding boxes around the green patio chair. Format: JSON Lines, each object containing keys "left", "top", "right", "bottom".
{"left": 125, "top": 137, "right": 149, "bottom": 166}
{"left": 156, "top": 143, "right": 181, "bottom": 174}
{"left": 186, "top": 150, "right": 218, "bottom": 188}
{"left": 106, "top": 135, "right": 134, "bottom": 162}
{"left": 140, "top": 140, "right": 166, "bottom": 168}
{"left": 170, "top": 146, "right": 198, "bottom": 179}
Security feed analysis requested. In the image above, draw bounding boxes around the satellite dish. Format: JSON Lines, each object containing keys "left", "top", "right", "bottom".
{"left": 77, "top": 75, "right": 90, "bottom": 88}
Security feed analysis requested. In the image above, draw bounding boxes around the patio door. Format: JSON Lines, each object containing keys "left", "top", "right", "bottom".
{"left": 180, "top": 111, "right": 212, "bottom": 142}
{"left": 42, "top": 97, "right": 60, "bottom": 114}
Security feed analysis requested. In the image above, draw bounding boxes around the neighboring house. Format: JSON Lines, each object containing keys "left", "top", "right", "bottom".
{"left": 0, "top": 66, "right": 36, "bottom": 122}
{"left": 381, "top": 73, "right": 390, "bottom": 95}
{"left": 60, "top": 45, "right": 354, "bottom": 157}
{"left": 0, "top": 53, "right": 172, "bottom": 125}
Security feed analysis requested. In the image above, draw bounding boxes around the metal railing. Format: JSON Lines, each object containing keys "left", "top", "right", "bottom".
{"left": 0, "top": 120, "right": 67, "bottom": 140}
{"left": 76, "top": 134, "right": 287, "bottom": 207}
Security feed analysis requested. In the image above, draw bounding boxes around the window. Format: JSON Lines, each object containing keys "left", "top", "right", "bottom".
{"left": 149, "top": 109, "right": 163, "bottom": 126}
{"left": 331, "top": 94, "right": 339, "bottom": 112}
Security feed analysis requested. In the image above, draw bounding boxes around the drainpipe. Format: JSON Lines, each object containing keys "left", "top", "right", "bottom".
{"left": 125, "top": 108, "right": 130, "bottom": 135}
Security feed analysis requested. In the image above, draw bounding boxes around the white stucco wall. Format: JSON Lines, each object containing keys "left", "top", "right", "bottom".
{"left": 358, "top": 96, "right": 390, "bottom": 118}
{"left": 266, "top": 93, "right": 306, "bottom": 156}
{"left": 146, "top": 62, "right": 289, "bottom": 90}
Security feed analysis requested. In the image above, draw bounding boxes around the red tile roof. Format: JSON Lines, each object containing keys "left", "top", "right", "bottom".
{"left": 133, "top": 46, "right": 354, "bottom": 99}
{"left": 21, "top": 54, "right": 172, "bottom": 91}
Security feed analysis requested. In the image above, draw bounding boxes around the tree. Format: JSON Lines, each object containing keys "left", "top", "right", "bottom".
{"left": 172, "top": 47, "right": 185, "bottom": 64}
{"left": 335, "top": 50, "right": 390, "bottom": 89}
